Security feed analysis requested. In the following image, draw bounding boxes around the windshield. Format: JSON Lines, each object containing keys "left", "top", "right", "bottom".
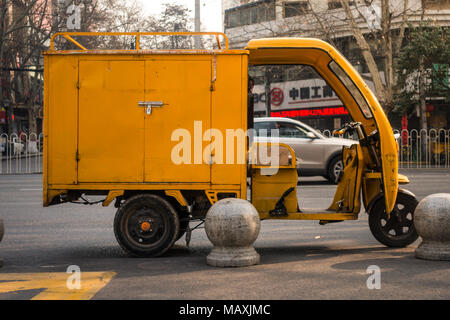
{"left": 328, "top": 61, "right": 373, "bottom": 119}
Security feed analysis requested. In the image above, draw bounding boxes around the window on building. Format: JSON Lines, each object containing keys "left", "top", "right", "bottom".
{"left": 283, "top": 1, "right": 309, "bottom": 18}
{"left": 423, "top": 0, "right": 450, "bottom": 9}
{"left": 225, "top": 0, "right": 276, "bottom": 29}
{"left": 249, "top": 65, "right": 322, "bottom": 85}
{"left": 327, "top": 0, "right": 355, "bottom": 10}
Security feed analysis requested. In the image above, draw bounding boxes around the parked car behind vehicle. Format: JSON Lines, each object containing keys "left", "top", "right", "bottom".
{"left": 254, "top": 117, "right": 357, "bottom": 183}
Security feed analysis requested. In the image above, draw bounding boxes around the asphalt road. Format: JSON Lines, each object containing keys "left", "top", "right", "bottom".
{"left": 0, "top": 169, "right": 449, "bottom": 300}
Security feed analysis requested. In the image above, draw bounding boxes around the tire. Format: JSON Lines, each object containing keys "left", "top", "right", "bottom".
{"left": 368, "top": 190, "right": 419, "bottom": 248}
{"left": 114, "top": 194, "right": 179, "bottom": 257}
{"left": 327, "top": 156, "right": 343, "bottom": 184}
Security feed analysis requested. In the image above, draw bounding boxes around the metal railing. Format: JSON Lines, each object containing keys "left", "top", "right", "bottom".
{"left": 318, "top": 128, "right": 450, "bottom": 168}
{"left": 0, "top": 133, "right": 43, "bottom": 174}
{"left": 1, "top": 128, "right": 448, "bottom": 175}
{"left": 394, "top": 129, "right": 450, "bottom": 168}
{"left": 49, "top": 32, "right": 229, "bottom": 51}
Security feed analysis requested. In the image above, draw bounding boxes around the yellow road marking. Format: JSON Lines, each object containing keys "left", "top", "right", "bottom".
{"left": 0, "top": 271, "right": 116, "bottom": 300}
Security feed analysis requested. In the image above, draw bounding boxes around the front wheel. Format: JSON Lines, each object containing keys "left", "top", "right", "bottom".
{"left": 368, "top": 190, "right": 419, "bottom": 247}
{"left": 114, "top": 194, "right": 179, "bottom": 257}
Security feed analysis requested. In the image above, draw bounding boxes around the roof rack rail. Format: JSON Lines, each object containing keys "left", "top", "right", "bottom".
{"left": 49, "top": 31, "right": 229, "bottom": 51}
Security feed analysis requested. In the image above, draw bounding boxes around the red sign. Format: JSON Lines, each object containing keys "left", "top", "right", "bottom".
{"left": 270, "top": 87, "right": 284, "bottom": 106}
{"left": 271, "top": 106, "right": 348, "bottom": 118}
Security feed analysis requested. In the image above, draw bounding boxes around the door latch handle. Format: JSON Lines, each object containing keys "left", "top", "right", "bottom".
{"left": 138, "top": 101, "right": 165, "bottom": 115}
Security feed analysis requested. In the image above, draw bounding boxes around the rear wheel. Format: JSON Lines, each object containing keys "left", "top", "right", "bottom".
{"left": 368, "top": 190, "right": 419, "bottom": 247}
{"left": 114, "top": 194, "right": 179, "bottom": 257}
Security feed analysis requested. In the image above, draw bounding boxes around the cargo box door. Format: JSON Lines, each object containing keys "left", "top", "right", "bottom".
{"left": 78, "top": 60, "right": 145, "bottom": 183}
{"left": 144, "top": 60, "right": 212, "bottom": 183}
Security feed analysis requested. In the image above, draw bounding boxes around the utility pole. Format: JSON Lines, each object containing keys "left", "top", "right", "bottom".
{"left": 194, "top": 0, "right": 201, "bottom": 49}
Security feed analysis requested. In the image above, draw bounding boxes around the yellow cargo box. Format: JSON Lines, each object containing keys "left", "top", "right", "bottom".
{"left": 43, "top": 32, "right": 248, "bottom": 207}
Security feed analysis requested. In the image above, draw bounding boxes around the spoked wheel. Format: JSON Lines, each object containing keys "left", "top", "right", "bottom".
{"left": 114, "top": 194, "right": 179, "bottom": 257}
{"left": 369, "top": 190, "right": 419, "bottom": 247}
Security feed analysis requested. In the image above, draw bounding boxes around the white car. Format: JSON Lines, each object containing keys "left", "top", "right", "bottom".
{"left": 254, "top": 117, "right": 357, "bottom": 183}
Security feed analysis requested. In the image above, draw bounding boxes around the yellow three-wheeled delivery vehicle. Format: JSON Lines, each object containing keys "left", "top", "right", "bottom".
{"left": 43, "top": 32, "right": 418, "bottom": 256}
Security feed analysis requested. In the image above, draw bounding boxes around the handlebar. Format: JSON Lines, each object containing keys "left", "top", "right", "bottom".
{"left": 338, "top": 122, "right": 382, "bottom": 170}
{"left": 335, "top": 122, "right": 362, "bottom": 136}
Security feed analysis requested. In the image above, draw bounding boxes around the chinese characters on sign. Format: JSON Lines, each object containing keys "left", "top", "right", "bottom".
{"left": 252, "top": 78, "right": 342, "bottom": 112}
{"left": 287, "top": 84, "right": 335, "bottom": 101}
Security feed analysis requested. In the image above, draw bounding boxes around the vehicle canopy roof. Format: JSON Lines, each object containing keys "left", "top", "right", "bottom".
{"left": 246, "top": 37, "right": 398, "bottom": 212}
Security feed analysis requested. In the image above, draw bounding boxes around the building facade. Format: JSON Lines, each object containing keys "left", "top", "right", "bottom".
{"left": 222, "top": 0, "right": 450, "bottom": 131}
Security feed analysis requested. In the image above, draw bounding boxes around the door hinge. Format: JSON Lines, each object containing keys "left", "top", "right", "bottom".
{"left": 76, "top": 151, "right": 80, "bottom": 162}
{"left": 76, "top": 81, "right": 79, "bottom": 89}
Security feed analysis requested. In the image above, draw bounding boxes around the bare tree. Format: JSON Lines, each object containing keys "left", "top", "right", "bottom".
{"left": 0, "top": 0, "right": 61, "bottom": 134}
{"left": 338, "top": 0, "right": 417, "bottom": 112}
{"left": 0, "top": 0, "right": 154, "bottom": 134}
{"left": 228, "top": 0, "right": 424, "bottom": 113}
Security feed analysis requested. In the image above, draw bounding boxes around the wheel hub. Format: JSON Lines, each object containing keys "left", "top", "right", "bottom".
{"left": 140, "top": 221, "right": 152, "bottom": 232}
{"left": 382, "top": 204, "right": 413, "bottom": 237}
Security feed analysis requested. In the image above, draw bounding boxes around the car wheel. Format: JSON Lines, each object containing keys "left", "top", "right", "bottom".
{"left": 327, "top": 156, "right": 343, "bottom": 184}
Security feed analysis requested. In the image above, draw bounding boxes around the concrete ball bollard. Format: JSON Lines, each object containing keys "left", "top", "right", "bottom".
{"left": 414, "top": 193, "right": 450, "bottom": 261}
{"left": 0, "top": 218, "right": 4, "bottom": 268}
{"left": 205, "top": 198, "right": 261, "bottom": 267}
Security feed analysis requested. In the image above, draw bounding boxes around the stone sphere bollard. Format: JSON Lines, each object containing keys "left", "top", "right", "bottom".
{"left": 205, "top": 198, "right": 261, "bottom": 267}
{"left": 0, "top": 218, "right": 4, "bottom": 268}
{"left": 414, "top": 193, "right": 450, "bottom": 261}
